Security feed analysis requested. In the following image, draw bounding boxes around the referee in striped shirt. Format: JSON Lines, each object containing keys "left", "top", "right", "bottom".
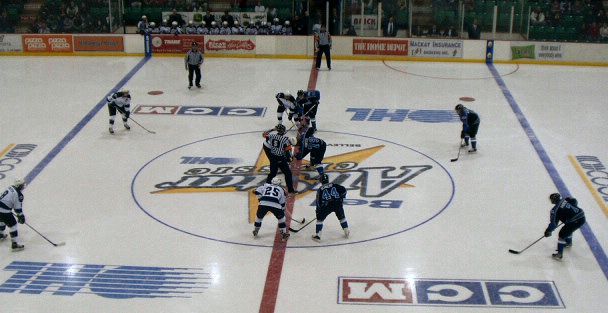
{"left": 185, "top": 42, "right": 204, "bottom": 89}
{"left": 314, "top": 25, "right": 332, "bottom": 70}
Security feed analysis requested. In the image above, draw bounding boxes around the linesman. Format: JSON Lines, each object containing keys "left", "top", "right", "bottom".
{"left": 314, "top": 25, "right": 332, "bottom": 70}
{"left": 185, "top": 42, "right": 204, "bottom": 89}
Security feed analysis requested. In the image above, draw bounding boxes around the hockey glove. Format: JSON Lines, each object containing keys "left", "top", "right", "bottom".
{"left": 544, "top": 230, "right": 552, "bottom": 237}
{"left": 17, "top": 214, "right": 25, "bottom": 224}
{"left": 460, "top": 130, "right": 465, "bottom": 139}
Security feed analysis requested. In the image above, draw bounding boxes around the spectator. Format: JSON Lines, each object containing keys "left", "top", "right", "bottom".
{"left": 550, "top": 0, "right": 561, "bottom": 15}
{"left": 73, "top": 12, "right": 83, "bottom": 32}
{"left": 600, "top": 22, "right": 608, "bottom": 40}
{"left": 221, "top": 10, "right": 234, "bottom": 27}
{"left": 62, "top": 13, "right": 74, "bottom": 32}
{"left": 330, "top": 8, "right": 339, "bottom": 36}
{"left": 587, "top": 21, "right": 599, "bottom": 40}
{"left": 345, "top": 24, "right": 357, "bottom": 36}
{"left": 268, "top": 7, "right": 278, "bottom": 22}
{"left": 299, "top": 11, "right": 310, "bottom": 35}
{"left": 446, "top": 25, "right": 458, "bottom": 37}
{"left": 66, "top": 1, "right": 78, "bottom": 18}
{"left": 550, "top": 12, "right": 562, "bottom": 27}
{"left": 384, "top": 16, "right": 397, "bottom": 37}
{"left": 255, "top": 1, "right": 266, "bottom": 13}
{"left": 467, "top": 19, "right": 481, "bottom": 39}
{"left": 131, "top": 0, "right": 143, "bottom": 8}
{"left": 93, "top": 19, "right": 105, "bottom": 33}
{"left": 531, "top": 7, "right": 546, "bottom": 25}
{"left": 38, "top": 22, "right": 51, "bottom": 33}
{"left": 0, "top": 10, "right": 11, "bottom": 33}
{"left": 429, "top": 24, "right": 439, "bottom": 37}
{"left": 596, "top": 9, "right": 607, "bottom": 24}
{"left": 168, "top": 9, "right": 186, "bottom": 26}
{"left": 283, "top": 20, "right": 292, "bottom": 35}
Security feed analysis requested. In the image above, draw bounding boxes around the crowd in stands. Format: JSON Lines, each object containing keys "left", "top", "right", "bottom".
{"left": 527, "top": 0, "right": 607, "bottom": 41}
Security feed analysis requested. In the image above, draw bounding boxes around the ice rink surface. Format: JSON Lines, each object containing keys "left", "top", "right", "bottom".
{"left": 0, "top": 55, "right": 607, "bottom": 312}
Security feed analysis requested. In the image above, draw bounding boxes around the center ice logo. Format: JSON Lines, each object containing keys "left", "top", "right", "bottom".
{"left": 131, "top": 131, "right": 454, "bottom": 247}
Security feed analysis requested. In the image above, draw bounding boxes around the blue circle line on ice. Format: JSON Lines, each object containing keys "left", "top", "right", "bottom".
{"left": 131, "top": 130, "right": 456, "bottom": 248}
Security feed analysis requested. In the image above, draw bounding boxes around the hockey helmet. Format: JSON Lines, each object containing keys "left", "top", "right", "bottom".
{"left": 13, "top": 178, "right": 26, "bottom": 190}
{"left": 142, "top": 15, "right": 147, "bottom": 20}
{"left": 297, "top": 90, "right": 305, "bottom": 98}
{"left": 150, "top": 22, "right": 156, "bottom": 27}
{"left": 275, "top": 124, "right": 286, "bottom": 135}
{"left": 234, "top": 20, "right": 240, "bottom": 26}
{"left": 172, "top": 21, "right": 178, "bottom": 26}
{"left": 288, "top": 137, "right": 297, "bottom": 146}
{"left": 271, "top": 177, "right": 282, "bottom": 185}
{"left": 320, "top": 174, "right": 329, "bottom": 184}
{"left": 188, "top": 20, "right": 194, "bottom": 25}
{"left": 455, "top": 104, "right": 464, "bottom": 112}
{"left": 549, "top": 193, "right": 561, "bottom": 204}
{"left": 222, "top": 21, "right": 228, "bottom": 26}
{"left": 285, "top": 20, "right": 290, "bottom": 26}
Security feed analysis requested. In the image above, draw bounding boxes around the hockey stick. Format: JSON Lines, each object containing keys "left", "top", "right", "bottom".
{"left": 23, "top": 221, "right": 65, "bottom": 247}
{"left": 450, "top": 140, "right": 463, "bottom": 162}
{"left": 128, "top": 116, "right": 156, "bottom": 134}
{"left": 289, "top": 218, "right": 316, "bottom": 233}
{"left": 284, "top": 210, "right": 305, "bottom": 224}
{"left": 508, "top": 223, "right": 562, "bottom": 254}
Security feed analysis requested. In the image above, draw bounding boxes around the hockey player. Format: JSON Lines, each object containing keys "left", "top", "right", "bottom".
{"left": 160, "top": 20, "right": 171, "bottom": 34}
{"left": 296, "top": 132, "right": 326, "bottom": 177}
{"left": 137, "top": 15, "right": 149, "bottom": 35}
{"left": 209, "top": 21, "right": 220, "bottom": 35}
{"left": 312, "top": 174, "right": 349, "bottom": 242}
{"left": 262, "top": 124, "right": 297, "bottom": 194}
{"left": 258, "top": 21, "right": 269, "bottom": 35}
{"left": 296, "top": 89, "right": 321, "bottom": 131}
{"left": 544, "top": 193, "right": 586, "bottom": 260}
{"left": 276, "top": 91, "right": 302, "bottom": 126}
{"left": 245, "top": 21, "right": 258, "bottom": 35}
{"left": 455, "top": 104, "right": 480, "bottom": 152}
{"left": 170, "top": 21, "right": 182, "bottom": 35}
{"left": 283, "top": 20, "right": 293, "bottom": 35}
{"left": 197, "top": 21, "right": 209, "bottom": 34}
{"left": 106, "top": 89, "right": 131, "bottom": 134}
{"left": 0, "top": 179, "right": 27, "bottom": 251}
{"left": 149, "top": 22, "right": 160, "bottom": 34}
{"left": 270, "top": 17, "right": 282, "bottom": 35}
{"left": 185, "top": 21, "right": 197, "bottom": 34}
{"left": 231, "top": 20, "right": 243, "bottom": 35}
{"left": 252, "top": 177, "right": 290, "bottom": 241}
{"left": 219, "top": 21, "right": 231, "bottom": 35}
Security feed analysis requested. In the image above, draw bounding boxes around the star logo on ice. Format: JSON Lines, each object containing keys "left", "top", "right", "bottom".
{"left": 151, "top": 145, "right": 425, "bottom": 223}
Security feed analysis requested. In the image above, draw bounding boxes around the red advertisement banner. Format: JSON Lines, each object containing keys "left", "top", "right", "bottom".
{"left": 22, "top": 34, "right": 73, "bottom": 53}
{"left": 352, "top": 38, "right": 408, "bottom": 56}
{"left": 151, "top": 35, "right": 204, "bottom": 53}
{"left": 73, "top": 35, "right": 124, "bottom": 51}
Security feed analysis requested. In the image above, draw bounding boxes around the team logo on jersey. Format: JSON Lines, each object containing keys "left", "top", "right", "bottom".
{"left": 0, "top": 261, "right": 209, "bottom": 299}
{"left": 132, "top": 131, "right": 454, "bottom": 247}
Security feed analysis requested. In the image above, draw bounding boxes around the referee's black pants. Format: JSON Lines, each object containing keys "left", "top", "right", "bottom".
{"left": 188, "top": 64, "right": 201, "bottom": 87}
{"left": 266, "top": 158, "right": 295, "bottom": 193}
{"left": 316, "top": 45, "right": 331, "bottom": 69}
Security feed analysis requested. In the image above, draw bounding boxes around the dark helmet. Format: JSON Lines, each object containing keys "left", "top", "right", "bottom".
{"left": 455, "top": 104, "right": 464, "bottom": 112}
{"left": 549, "top": 193, "right": 561, "bottom": 204}
{"left": 297, "top": 90, "right": 305, "bottom": 98}
{"left": 275, "top": 124, "right": 286, "bottom": 135}
{"left": 565, "top": 197, "right": 578, "bottom": 206}
{"left": 320, "top": 174, "right": 329, "bottom": 184}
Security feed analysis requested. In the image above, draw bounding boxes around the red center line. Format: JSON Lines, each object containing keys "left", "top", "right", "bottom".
{"left": 258, "top": 57, "right": 319, "bottom": 313}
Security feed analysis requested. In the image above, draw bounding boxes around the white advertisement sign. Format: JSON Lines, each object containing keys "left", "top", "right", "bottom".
{"left": 351, "top": 15, "right": 378, "bottom": 31}
{"left": 0, "top": 34, "right": 23, "bottom": 52}
{"left": 408, "top": 39, "right": 463, "bottom": 58}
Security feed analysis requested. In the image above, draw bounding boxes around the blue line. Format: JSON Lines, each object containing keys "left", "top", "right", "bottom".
{"left": 24, "top": 57, "right": 151, "bottom": 184}
{"left": 487, "top": 64, "right": 608, "bottom": 280}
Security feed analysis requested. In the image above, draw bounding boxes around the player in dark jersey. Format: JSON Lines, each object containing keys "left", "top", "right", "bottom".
{"left": 544, "top": 193, "right": 586, "bottom": 260}
{"left": 312, "top": 174, "right": 349, "bottom": 242}
{"left": 276, "top": 91, "right": 302, "bottom": 126}
{"left": 296, "top": 89, "right": 320, "bottom": 131}
{"left": 455, "top": 104, "right": 480, "bottom": 152}
{"left": 295, "top": 132, "right": 326, "bottom": 176}
{"left": 262, "top": 124, "right": 297, "bottom": 194}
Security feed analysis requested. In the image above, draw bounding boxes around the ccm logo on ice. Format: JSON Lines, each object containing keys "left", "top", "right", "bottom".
{"left": 0, "top": 261, "right": 210, "bottom": 299}
{"left": 133, "top": 105, "right": 266, "bottom": 117}
{"left": 0, "top": 144, "right": 37, "bottom": 180}
{"left": 338, "top": 277, "right": 563, "bottom": 308}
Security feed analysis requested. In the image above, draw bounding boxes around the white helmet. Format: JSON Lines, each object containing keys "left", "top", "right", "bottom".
{"left": 150, "top": 22, "right": 156, "bottom": 27}
{"left": 284, "top": 20, "right": 290, "bottom": 25}
{"left": 284, "top": 90, "right": 292, "bottom": 98}
{"left": 188, "top": 20, "right": 193, "bottom": 25}
{"left": 289, "top": 137, "right": 297, "bottom": 145}
{"left": 172, "top": 21, "right": 178, "bottom": 26}
{"left": 211, "top": 21, "right": 217, "bottom": 26}
{"left": 142, "top": 15, "right": 147, "bottom": 19}
{"left": 271, "top": 177, "right": 282, "bottom": 185}
{"left": 202, "top": 21, "right": 206, "bottom": 26}
{"left": 222, "top": 21, "right": 228, "bottom": 26}
{"left": 234, "top": 20, "right": 239, "bottom": 25}
{"left": 13, "top": 178, "right": 26, "bottom": 189}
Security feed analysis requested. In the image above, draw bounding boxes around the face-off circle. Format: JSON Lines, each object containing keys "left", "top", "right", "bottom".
{"left": 131, "top": 131, "right": 455, "bottom": 248}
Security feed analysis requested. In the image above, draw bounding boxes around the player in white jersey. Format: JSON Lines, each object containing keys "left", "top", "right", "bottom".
{"left": 252, "top": 178, "right": 290, "bottom": 241}
{"left": 185, "top": 21, "right": 197, "bottom": 34}
{"left": 106, "top": 89, "right": 131, "bottom": 134}
{"left": 275, "top": 91, "right": 302, "bottom": 126}
{"left": 0, "top": 179, "right": 27, "bottom": 251}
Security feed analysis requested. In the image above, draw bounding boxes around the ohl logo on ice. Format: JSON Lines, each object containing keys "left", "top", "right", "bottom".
{"left": 131, "top": 131, "right": 454, "bottom": 246}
